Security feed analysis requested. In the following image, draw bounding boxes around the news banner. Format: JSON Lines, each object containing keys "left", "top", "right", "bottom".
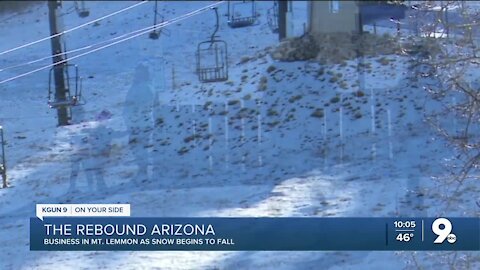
{"left": 31, "top": 204, "right": 480, "bottom": 251}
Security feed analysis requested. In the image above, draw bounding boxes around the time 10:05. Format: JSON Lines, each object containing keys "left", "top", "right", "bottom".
{"left": 394, "top": 221, "right": 416, "bottom": 228}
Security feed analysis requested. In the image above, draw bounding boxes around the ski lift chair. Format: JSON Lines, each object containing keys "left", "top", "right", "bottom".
{"left": 74, "top": 0, "right": 90, "bottom": 18}
{"left": 149, "top": 14, "right": 171, "bottom": 40}
{"left": 227, "top": 0, "right": 257, "bottom": 28}
{"left": 0, "top": 126, "right": 6, "bottom": 188}
{"left": 149, "top": 24, "right": 161, "bottom": 40}
{"left": 267, "top": 1, "right": 279, "bottom": 33}
{"left": 48, "top": 64, "right": 85, "bottom": 109}
{"left": 196, "top": 7, "right": 228, "bottom": 83}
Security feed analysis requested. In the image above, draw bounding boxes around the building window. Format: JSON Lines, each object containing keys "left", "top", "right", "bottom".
{"left": 330, "top": 0, "right": 339, "bottom": 14}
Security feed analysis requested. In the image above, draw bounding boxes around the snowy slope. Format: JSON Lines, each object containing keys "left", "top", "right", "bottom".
{"left": 0, "top": 1, "right": 479, "bottom": 270}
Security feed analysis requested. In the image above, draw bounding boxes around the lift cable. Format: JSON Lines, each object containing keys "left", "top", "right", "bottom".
{"left": 0, "top": 1, "right": 225, "bottom": 85}
{"left": 0, "top": 1, "right": 222, "bottom": 73}
{"left": 1, "top": 24, "right": 164, "bottom": 72}
{"left": 0, "top": 1, "right": 148, "bottom": 57}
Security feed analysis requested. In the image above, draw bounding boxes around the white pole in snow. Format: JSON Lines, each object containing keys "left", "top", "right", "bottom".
{"left": 387, "top": 108, "right": 392, "bottom": 137}
{"left": 370, "top": 88, "right": 376, "bottom": 161}
{"left": 224, "top": 100, "right": 229, "bottom": 169}
{"left": 192, "top": 104, "right": 196, "bottom": 146}
{"left": 192, "top": 106, "right": 196, "bottom": 147}
{"left": 240, "top": 100, "right": 245, "bottom": 143}
{"left": 257, "top": 99, "right": 263, "bottom": 164}
{"left": 323, "top": 109, "right": 327, "bottom": 170}
{"left": 257, "top": 113, "right": 263, "bottom": 166}
{"left": 193, "top": 120, "right": 196, "bottom": 146}
{"left": 323, "top": 109, "right": 327, "bottom": 141}
{"left": 339, "top": 105, "right": 344, "bottom": 163}
{"left": 370, "top": 87, "right": 375, "bottom": 134}
{"left": 387, "top": 108, "right": 393, "bottom": 160}
{"left": 208, "top": 115, "right": 213, "bottom": 171}
{"left": 371, "top": 104, "right": 376, "bottom": 134}
{"left": 240, "top": 100, "right": 246, "bottom": 172}
{"left": 257, "top": 114, "right": 262, "bottom": 143}
{"left": 339, "top": 106, "right": 343, "bottom": 141}
{"left": 452, "top": 97, "right": 457, "bottom": 135}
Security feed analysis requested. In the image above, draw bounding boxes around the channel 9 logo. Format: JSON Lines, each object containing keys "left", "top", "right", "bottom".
{"left": 432, "top": 218, "right": 457, "bottom": 244}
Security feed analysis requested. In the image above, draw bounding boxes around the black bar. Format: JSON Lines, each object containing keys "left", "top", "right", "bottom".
{"left": 278, "top": 0, "right": 287, "bottom": 41}
{"left": 48, "top": 0, "right": 70, "bottom": 126}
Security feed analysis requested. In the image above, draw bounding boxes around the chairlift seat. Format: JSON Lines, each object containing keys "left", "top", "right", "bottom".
{"left": 75, "top": 1, "right": 90, "bottom": 18}
{"left": 267, "top": 2, "right": 279, "bottom": 33}
{"left": 78, "top": 10, "right": 90, "bottom": 18}
{"left": 198, "top": 66, "right": 228, "bottom": 83}
{"left": 228, "top": 17, "right": 256, "bottom": 28}
{"left": 227, "top": 1, "right": 256, "bottom": 28}
{"left": 149, "top": 1, "right": 166, "bottom": 41}
{"left": 48, "top": 96, "right": 79, "bottom": 109}
{"left": 195, "top": 7, "right": 229, "bottom": 83}
{"left": 196, "top": 40, "right": 228, "bottom": 83}
{"left": 149, "top": 31, "right": 160, "bottom": 40}
{"left": 48, "top": 64, "right": 84, "bottom": 108}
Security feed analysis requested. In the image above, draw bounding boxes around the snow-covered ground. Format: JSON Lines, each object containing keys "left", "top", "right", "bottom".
{"left": 0, "top": 1, "right": 478, "bottom": 270}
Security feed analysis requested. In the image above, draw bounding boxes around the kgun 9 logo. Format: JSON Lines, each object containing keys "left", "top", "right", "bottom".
{"left": 432, "top": 218, "right": 457, "bottom": 244}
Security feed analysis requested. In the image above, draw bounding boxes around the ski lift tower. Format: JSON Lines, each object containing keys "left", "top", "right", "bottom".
{"left": 278, "top": 0, "right": 288, "bottom": 40}
{"left": 0, "top": 126, "right": 6, "bottom": 188}
{"left": 48, "top": 0, "right": 86, "bottom": 126}
{"left": 48, "top": 0, "right": 71, "bottom": 126}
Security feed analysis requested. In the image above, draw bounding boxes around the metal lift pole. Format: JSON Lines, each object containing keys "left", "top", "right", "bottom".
{"left": 48, "top": 0, "right": 70, "bottom": 126}
{"left": 278, "top": 0, "right": 288, "bottom": 41}
{"left": 153, "top": 0, "right": 158, "bottom": 26}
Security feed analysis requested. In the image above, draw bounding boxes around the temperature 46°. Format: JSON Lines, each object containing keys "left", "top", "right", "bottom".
{"left": 396, "top": 233, "right": 414, "bottom": 242}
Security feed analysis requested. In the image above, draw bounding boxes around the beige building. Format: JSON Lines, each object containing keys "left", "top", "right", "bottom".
{"left": 308, "top": 0, "right": 360, "bottom": 34}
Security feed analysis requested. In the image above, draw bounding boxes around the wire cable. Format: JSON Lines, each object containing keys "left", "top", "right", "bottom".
{"left": 0, "top": 1, "right": 148, "bottom": 57}
{"left": 0, "top": 1, "right": 198, "bottom": 72}
{"left": 1, "top": 25, "right": 155, "bottom": 72}
{"left": 0, "top": 1, "right": 225, "bottom": 85}
{"left": 0, "top": 10, "right": 174, "bottom": 72}
{"left": 1, "top": 11, "right": 172, "bottom": 72}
